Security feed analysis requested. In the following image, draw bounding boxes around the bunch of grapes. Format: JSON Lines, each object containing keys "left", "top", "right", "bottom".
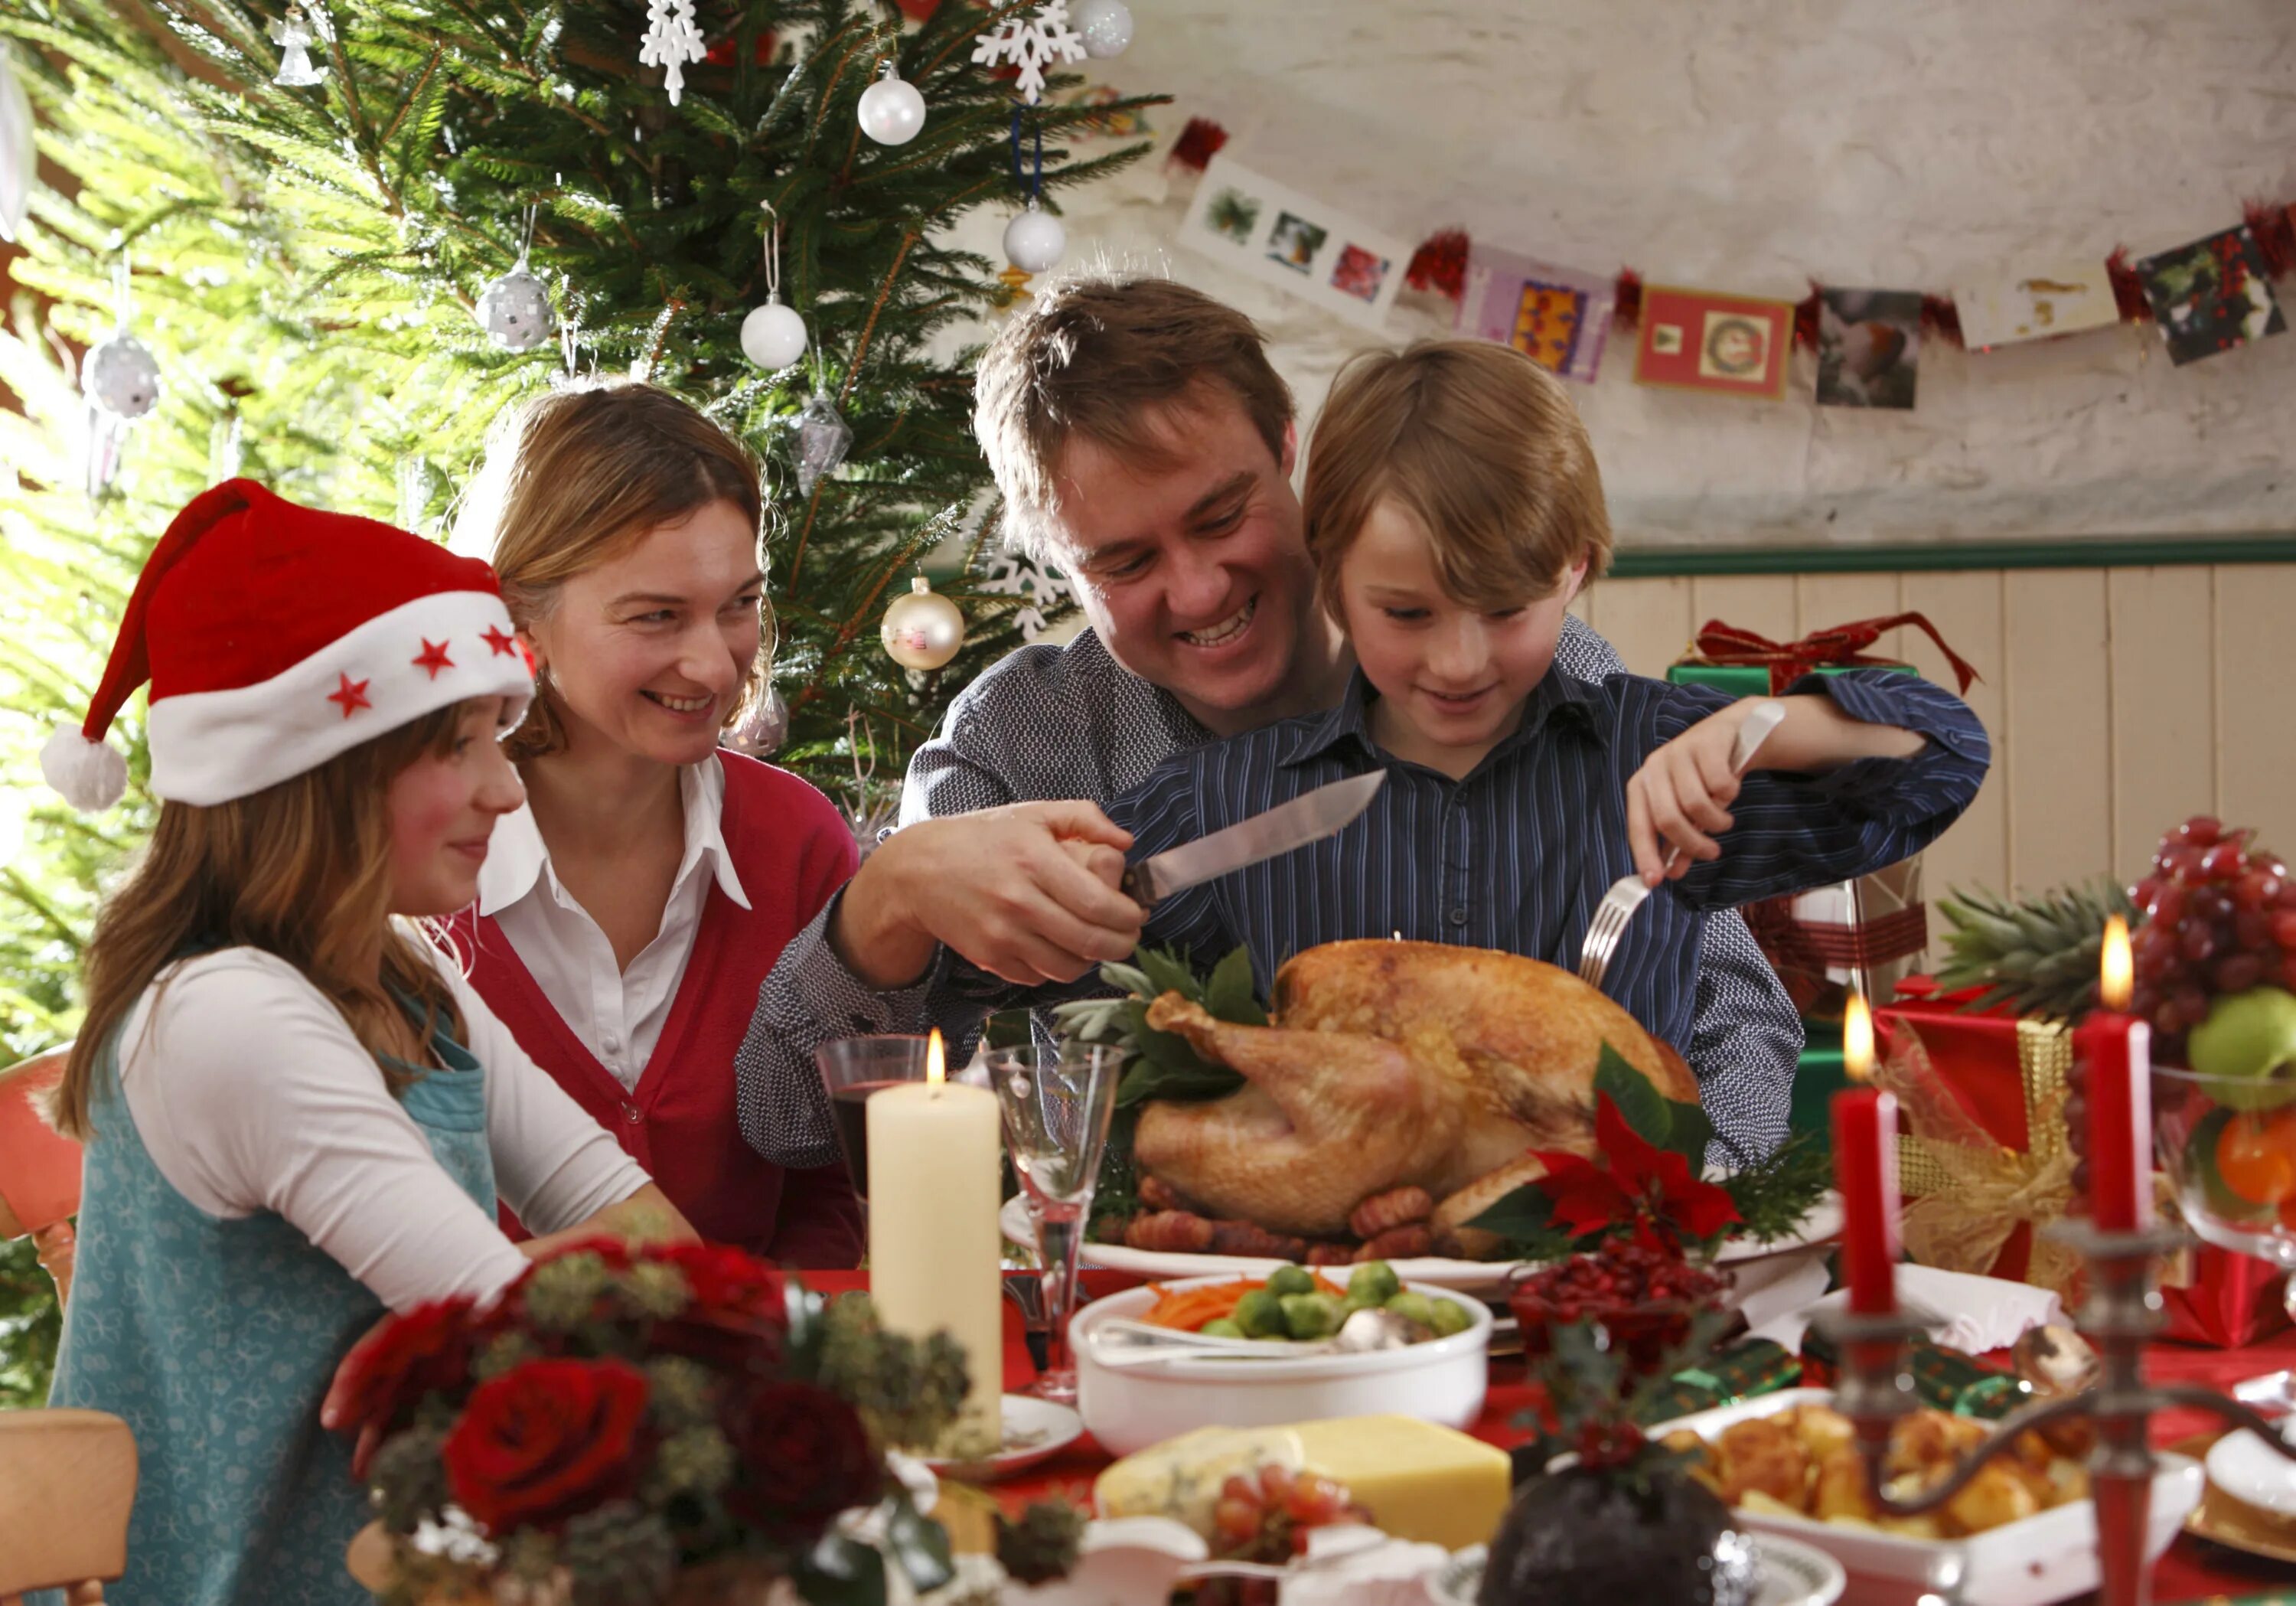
{"left": 2063, "top": 814, "right": 2293, "bottom": 1193}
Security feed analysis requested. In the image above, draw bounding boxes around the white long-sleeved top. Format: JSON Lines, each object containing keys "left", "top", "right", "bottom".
{"left": 118, "top": 938, "right": 651, "bottom": 1312}
{"left": 477, "top": 756, "right": 751, "bottom": 1092}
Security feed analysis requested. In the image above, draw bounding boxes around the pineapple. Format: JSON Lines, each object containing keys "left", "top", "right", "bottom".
{"left": 1932, "top": 878, "right": 2140, "bottom": 1022}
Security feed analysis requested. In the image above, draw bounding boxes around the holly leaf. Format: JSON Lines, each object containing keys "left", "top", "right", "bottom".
{"left": 1202, "top": 946, "right": 1267, "bottom": 1027}
{"left": 1593, "top": 1043, "right": 1670, "bottom": 1148}
{"left": 1662, "top": 1098, "right": 1715, "bottom": 1170}
{"left": 796, "top": 1534, "right": 889, "bottom": 1606}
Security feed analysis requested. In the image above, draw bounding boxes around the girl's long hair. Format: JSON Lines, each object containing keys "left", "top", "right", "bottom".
{"left": 52, "top": 703, "right": 470, "bottom": 1140}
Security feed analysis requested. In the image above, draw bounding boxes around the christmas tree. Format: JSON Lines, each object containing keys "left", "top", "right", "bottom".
{"left": 0, "top": 0, "right": 1161, "bottom": 1399}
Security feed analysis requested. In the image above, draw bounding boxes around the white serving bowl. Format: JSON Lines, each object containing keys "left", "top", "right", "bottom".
{"left": 1071, "top": 1276, "right": 1491, "bottom": 1457}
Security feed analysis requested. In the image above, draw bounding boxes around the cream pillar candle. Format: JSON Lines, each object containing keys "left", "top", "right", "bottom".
{"left": 866, "top": 1029, "right": 1003, "bottom": 1454}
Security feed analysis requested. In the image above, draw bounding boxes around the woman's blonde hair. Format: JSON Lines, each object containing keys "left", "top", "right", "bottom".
{"left": 53, "top": 703, "right": 473, "bottom": 1141}
{"left": 455, "top": 383, "right": 772, "bottom": 763}
{"left": 1302, "top": 340, "right": 1613, "bottom": 622}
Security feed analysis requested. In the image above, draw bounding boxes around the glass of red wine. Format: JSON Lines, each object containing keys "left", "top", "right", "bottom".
{"left": 985, "top": 1042, "right": 1127, "bottom": 1403}
{"left": 814, "top": 1035, "right": 954, "bottom": 1203}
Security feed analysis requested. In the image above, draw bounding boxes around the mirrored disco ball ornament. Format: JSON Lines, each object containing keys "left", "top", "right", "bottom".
{"left": 475, "top": 260, "right": 556, "bottom": 352}
{"left": 1071, "top": 0, "right": 1133, "bottom": 57}
{"left": 792, "top": 393, "right": 853, "bottom": 498}
{"left": 84, "top": 333, "right": 161, "bottom": 419}
{"left": 1003, "top": 201, "right": 1066, "bottom": 275}
{"left": 880, "top": 576, "right": 966, "bottom": 672}
{"left": 740, "top": 295, "right": 807, "bottom": 370}
{"left": 857, "top": 64, "right": 927, "bottom": 145}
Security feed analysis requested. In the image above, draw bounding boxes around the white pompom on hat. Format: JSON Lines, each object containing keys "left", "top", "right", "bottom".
{"left": 45, "top": 478, "right": 536, "bottom": 809}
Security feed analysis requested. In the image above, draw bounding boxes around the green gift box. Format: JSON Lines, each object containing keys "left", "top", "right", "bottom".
{"left": 1665, "top": 661, "right": 1916, "bottom": 696}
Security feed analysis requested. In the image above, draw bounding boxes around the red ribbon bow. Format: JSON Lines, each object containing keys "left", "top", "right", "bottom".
{"left": 1688, "top": 612, "right": 1980, "bottom": 697}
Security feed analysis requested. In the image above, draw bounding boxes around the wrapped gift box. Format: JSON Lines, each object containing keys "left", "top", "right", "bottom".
{"left": 1666, "top": 660, "right": 1916, "bottom": 698}
{"left": 1879, "top": 977, "right": 2289, "bottom": 1347}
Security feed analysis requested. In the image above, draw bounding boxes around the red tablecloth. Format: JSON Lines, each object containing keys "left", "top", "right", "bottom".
{"left": 802, "top": 1271, "right": 2296, "bottom": 1605}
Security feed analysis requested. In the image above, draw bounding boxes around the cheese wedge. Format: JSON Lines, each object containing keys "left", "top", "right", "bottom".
{"left": 1094, "top": 1416, "right": 1512, "bottom": 1552}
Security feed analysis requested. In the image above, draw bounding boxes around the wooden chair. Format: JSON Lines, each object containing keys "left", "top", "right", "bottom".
{"left": 0, "top": 1046, "right": 80, "bottom": 1306}
{"left": 0, "top": 1408, "right": 136, "bottom": 1604}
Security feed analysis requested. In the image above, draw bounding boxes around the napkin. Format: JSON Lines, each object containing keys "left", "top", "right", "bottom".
{"left": 1750, "top": 1262, "right": 2065, "bottom": 1355}
{"left": 1277, "top": 1526, "right": 1450, "bottom": 1606}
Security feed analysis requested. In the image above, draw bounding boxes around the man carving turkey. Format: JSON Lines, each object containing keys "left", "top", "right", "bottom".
{"left": 735, "top": 275, "right": 1810, "bottom": 1171}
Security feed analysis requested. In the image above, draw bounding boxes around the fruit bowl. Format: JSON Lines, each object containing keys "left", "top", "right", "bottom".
{"left": 1507, "top": 1241, "right": 1734, "bottom": 1380}
{"left": 2155, "top": 1061, "right": 2296, "bottom": 1321}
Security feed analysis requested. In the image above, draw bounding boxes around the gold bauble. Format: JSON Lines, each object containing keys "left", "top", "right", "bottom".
{"left": 881, "top": 576, "right": 966, "bottom": 671}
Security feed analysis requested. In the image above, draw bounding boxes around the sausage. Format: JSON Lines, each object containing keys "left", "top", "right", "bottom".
{"left": 1305, "top": 1242, "right": 1358, "bottom": 1267}
{"left": 1138, "top": 1173, "right": 1189, "bottom": 1212}
{"left": 1207, "top": 1219, "right": 1311, "bottom": 1261}
{"left": 1348, "top": 1187, "right": 1433, "bottom": 1240}
{"left": 1124, "top": 1210, "right": 1217, "bottom": 1253}
{"left": 1352, "top": 1225, "right": 1433, "bottom": 1262}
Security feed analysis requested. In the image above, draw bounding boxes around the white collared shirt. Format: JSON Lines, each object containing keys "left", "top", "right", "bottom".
{"left": 479, "top": 756, "right": 752, "bottom": 1091}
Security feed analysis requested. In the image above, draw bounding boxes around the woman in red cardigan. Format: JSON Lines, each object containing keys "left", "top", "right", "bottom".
{"left": 443, "top": 381, "right": 863, "bottom": 1266}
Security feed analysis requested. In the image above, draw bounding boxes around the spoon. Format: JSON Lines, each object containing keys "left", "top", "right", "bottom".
{"left": 1089, "top": 1307, "right": 1428, "bottom": 1369}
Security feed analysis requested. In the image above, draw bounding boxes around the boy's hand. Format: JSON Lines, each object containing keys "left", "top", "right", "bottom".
{"left": 1626, "top": 700, "right": 1759, "bottom": 883}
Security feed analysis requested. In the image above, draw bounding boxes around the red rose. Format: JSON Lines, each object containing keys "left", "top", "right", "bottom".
{"left": 442, "top": 1358, "right": 650, "bottom": 1534}
{"left": 325, "top": 1298, "right": 481, "bottom": 1476}
{"left": 654, "top": 1242, "right": 788, "bottom": 1320}
{"left": 722, "top": 1382, "right": 881, "bottom": 1540}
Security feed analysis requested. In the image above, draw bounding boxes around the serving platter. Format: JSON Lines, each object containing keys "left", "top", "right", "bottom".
{"left": 1002, "top": 1191, "right": 1841, "bottom": 1296}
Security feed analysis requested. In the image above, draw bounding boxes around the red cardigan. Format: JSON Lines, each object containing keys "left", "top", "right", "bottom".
{"left": 448, "top": 752, "right": 864, "bottom": 1267}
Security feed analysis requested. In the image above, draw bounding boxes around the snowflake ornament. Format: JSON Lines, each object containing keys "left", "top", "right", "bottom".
{"left": 639, "top": 0, "right": 707, "bottom": 106}
{"left": 979, "top": 550, "right": 1074, "bottom": 641}
{"left": 970, "top": 1, "right": 1088, "bottom": 106}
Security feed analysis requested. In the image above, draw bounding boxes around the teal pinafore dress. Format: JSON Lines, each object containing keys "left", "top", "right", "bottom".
{"left": 41, "top": 988, "right": 497, "bottom": 1605}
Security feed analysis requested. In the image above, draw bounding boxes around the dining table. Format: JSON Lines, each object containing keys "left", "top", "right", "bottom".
{"left": 800, "top": 1269, "right": 2296, "bottom": 1606}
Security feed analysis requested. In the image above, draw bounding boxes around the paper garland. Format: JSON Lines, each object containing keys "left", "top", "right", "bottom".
{"left": 1175, "top": 152, "right": 1410, "bottom": 332}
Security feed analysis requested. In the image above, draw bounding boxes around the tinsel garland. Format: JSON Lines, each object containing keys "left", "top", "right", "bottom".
{"left": 1401, "top": 194, "right": 2296, "bottom": 351}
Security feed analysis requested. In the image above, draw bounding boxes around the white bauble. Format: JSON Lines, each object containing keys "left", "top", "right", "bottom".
{"left": 1003, "top": 204, "right": 1066, "bottom": 275}
{"left": 1071, "top": 0, "right": 1134, "bottom": 57}
{"left": 475, "top": 265, "right": 556, "bottom": 352}
{"left": 84, "top": 333, "right": 161, "bottom": 419}
{"left": 881, "top": 577, "right": 966, "bottom": 672}
{"left": 857, "top": 70, "right": 927, "bottom": 146}
{"left": 740, "top": 297, "right": 808, "bottom": 370}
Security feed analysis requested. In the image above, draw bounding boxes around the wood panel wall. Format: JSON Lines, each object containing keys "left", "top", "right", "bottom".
{"left": 1572, "top": 565, "right": 2296, "bottom": 916}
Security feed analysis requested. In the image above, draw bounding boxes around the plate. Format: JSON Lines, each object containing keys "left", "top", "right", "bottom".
{"left": 2170, "top": 1432, "right": 2296, "bottom": 1565}
{"left": 1646, "top": 1388, "right": 2203, "bottom": 1606}
{"left": 1429, "top": 1532, "right": 1845, "bottom": 1606}
{"left": 919, "top": 1395, "right": 1084, "bottom": 1481}
{"left": 2206, "top": 1419, "right": 2296, "bottom": 1518}
{"left": 1009, "top": 1192, "right": 1842, "bottom": 1294}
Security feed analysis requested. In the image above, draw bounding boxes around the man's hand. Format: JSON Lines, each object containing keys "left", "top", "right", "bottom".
{"left": 831, "top": 800, "right": 1144, "bottom": 988}
{"left": 1626, "top": 694, "right": 1926, "bottom": 883}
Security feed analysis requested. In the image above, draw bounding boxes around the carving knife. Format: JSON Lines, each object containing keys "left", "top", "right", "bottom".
{"left": 1119, "top": 770, "right": 1386, "bottom": 907}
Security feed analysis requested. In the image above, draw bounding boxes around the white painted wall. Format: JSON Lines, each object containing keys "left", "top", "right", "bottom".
{"left": 949, "top": 0, "right": 2296, "bottom": 551}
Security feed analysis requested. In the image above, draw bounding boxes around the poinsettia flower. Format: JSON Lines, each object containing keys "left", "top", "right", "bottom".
{"left": 1528, "top": 1094, "right": 1742, "bottom": 1244}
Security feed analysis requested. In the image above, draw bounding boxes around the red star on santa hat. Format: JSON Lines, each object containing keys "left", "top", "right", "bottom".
{"left": 327, "top": 673, "right": 373, "bottom": 719}
{"left": 481, "top": 625, "right": 518, "bottom": 658}
{"left": 413, "top": 638, "right": 455, "bottom": 680}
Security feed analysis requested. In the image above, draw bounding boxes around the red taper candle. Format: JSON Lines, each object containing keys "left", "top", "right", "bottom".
{"left": 1832, "top": 992, "right": 1900, "bottom": 1314}
{"left": 2076, "top": 915, "right": 2153, "bottom": 1232}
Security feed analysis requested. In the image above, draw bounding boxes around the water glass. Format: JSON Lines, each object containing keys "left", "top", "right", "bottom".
{"left": 985, "top": 1041, "right": 1126, "bottom": 1402}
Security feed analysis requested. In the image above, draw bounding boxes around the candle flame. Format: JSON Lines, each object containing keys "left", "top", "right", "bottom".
{"left": 926, "top": 1029, "right": 946, "bottom": 1087}
{"left": 1843, "top": 990, "right": 1875, "bottom": 1082}
{"left": 2100, "top": 914, "right": 2133, "bottom": 1012}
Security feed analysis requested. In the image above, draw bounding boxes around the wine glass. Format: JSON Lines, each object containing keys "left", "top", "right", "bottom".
{"left": 985, "top": 1042, "right": 1126, "bottom": 1403}
{"left": 815, "top": 1035, "right": 975, "bottom": 1204}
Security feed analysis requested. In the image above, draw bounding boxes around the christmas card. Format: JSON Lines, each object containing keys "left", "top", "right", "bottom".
{"left": 1454, "top": 243, "right": 1616, "bottom": 383}
{"left": 1176, "top": 152, "right": 1410, "bottom": 331}
{"left": 1952, "top": 261, "right": 2118, "bottom": 350}
{"left": 1632, "top": 285, "right": 1794, "bottom": 400}
{"left": 1815, "top": 288, "right": 1923, "bottom": 410}
{"left": 2135, "top": 225, "right": 2287, "bottom": 366}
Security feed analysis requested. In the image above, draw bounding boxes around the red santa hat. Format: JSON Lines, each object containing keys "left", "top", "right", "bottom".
{"left": 41, "top": 478, "right": 535, "bottom": 810}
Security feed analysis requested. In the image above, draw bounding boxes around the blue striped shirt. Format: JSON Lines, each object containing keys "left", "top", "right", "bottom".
{"left": 1062, "top": 666, "right": 1988, "bottom": 1063}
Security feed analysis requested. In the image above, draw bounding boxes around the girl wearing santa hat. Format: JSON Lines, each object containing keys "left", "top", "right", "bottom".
{"left": 443, "top": 383, "right": 862, "bottom": 1267}
{"left": 37, "top": 480, "right": 695, "bottom": 1606}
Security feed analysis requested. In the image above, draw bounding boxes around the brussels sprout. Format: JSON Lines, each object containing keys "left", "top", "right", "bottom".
{"left": 1265, "top": 1264, "right": 1317, "bottom": 1298}
{"left": 1384, "top": 1291, "right": 1438, "bottom": 1330}
{"left": 1234, "top": 1288, "right": 1288, "bottom": 1339}
{"left": 1200, "top": 1317, "right": 1246, "bottom": 1339}
{"left": 1427, "top": 1298, "right": 1474, "bottom": 1338}
{"left": 1280, "top": 1291, "right": 1346, "bottom": 1341}
{"left": 1348, "top": 1261, "right": 1403, "bottom": 1305}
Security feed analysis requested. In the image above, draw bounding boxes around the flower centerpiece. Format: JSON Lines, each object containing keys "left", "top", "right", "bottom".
{"left": 326, "top": 1239, "right": 1078, "bottom": 1606}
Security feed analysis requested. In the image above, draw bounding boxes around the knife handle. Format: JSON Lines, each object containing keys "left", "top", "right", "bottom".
{"left": 1119, "top": 863, "right": 1156, "bottom": 908}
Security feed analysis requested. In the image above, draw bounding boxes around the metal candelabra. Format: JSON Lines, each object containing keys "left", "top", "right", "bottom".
{"left": 1815, "top": 1219, "right": 2296, "bottom": 1606}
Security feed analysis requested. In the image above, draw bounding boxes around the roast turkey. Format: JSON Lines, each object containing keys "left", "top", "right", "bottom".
{"left": 1133, "top": 939, "right": 1699, "bottom": 1248}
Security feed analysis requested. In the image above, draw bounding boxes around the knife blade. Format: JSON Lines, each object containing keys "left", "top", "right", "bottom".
{"left": 1120, "top": 770, "right": 1386, "bottom": 906}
